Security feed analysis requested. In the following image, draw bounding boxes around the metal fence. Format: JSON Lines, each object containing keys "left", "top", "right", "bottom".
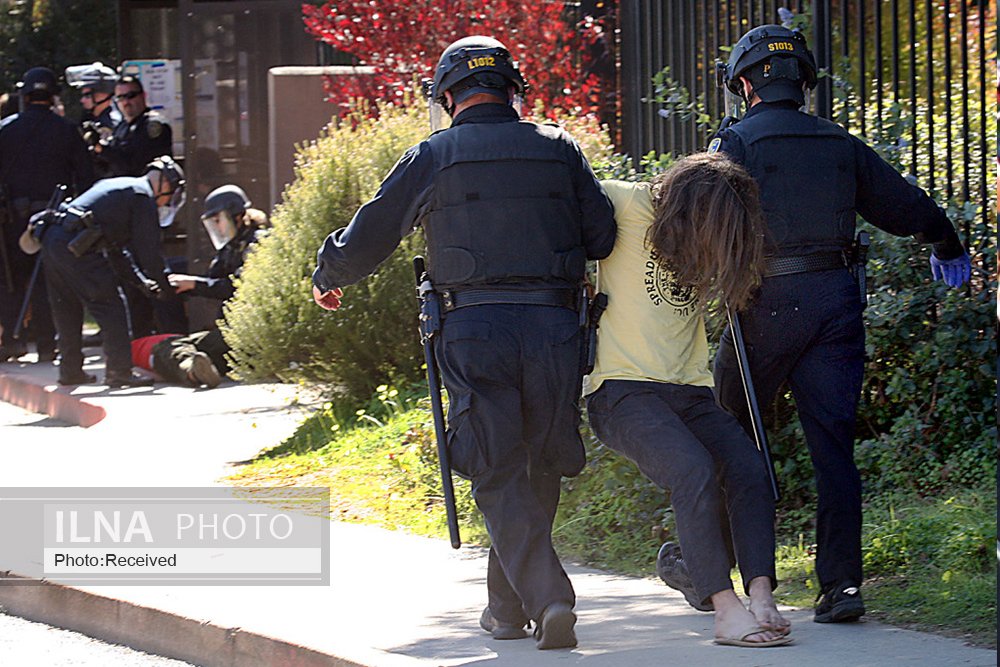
{"left": 619, "top": 0, "right": 995, "bottom": 235}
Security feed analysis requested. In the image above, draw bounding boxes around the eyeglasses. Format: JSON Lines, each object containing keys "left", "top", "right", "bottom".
{"left": 80, "top": 92, "right": 94, "bottom": 99}
{"left": 114, "top": 90, "right": 142, "bottom": 102}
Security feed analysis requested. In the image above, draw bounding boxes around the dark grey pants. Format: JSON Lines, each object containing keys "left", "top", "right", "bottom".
{"left": 586, "top": 380, "right": 776, "bottom": 604}
{"left": 436, "top": 303, "right": 584, "bottom": 625}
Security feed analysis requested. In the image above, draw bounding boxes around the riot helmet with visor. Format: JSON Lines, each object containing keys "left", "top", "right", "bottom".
{"left": 201, "top": 184, "right": 251, "bottom": 250}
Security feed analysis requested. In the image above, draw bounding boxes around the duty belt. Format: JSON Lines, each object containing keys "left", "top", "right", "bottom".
{"left": 59, "top": 207, "right": 89, "bottom": 232}
{"left": 763, "top": 251, "right": 848, "bottom": 278}
{"left": 440, "top": 288, "right": 576, "bottom": 313}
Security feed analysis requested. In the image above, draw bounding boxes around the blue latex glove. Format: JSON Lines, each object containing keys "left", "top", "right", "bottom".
{"left": 929, "top": 252, "right": 971, "bottom": 288}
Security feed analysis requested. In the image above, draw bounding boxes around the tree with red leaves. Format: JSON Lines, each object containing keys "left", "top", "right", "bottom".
{"left": 301, "top": 0, "right": 609, "bottom": 118}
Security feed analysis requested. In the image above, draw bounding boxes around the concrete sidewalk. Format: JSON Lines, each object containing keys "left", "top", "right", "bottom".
{"left": 0, "top": 351, "right": 995, "bottom": 667}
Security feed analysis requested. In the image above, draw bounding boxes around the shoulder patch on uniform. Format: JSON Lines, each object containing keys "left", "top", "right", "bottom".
{"left": 147, "top": 120, "right": 163, "bottom": 139}
{"left": 707, "top": 137, "right": 722, "bottom": 153}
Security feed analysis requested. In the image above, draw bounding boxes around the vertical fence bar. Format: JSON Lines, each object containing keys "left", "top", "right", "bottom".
{"left": 943, "top": 0, "right": 953, "bottom": 200}
{"left": 658, "top": 0, "right": 669, "bottom": 156}
{"left": 688, "top": 0, "right": 698, "bottom": 151}
{"left": 701, "top": 0, "right": 711, "bottom": 141}
{"left": 814, "top": 0, "right": 832, "bottom": 118}
{"left": 977, "top": 0, "right": 987, "bottom": 234}
{"left": 666, "top": 0, "right": 677, "bottom": 155}
{"left": 875, "top": 0, "right": 883, "bottom": 129}
{"left": 908, "top": 0, "right": 917, "bottom": 175}
{"left": 925, "top": 0, "right": 934, "bottom": 191}
{"left": 841, "top": 0, "right": 850, "bottom": 129}
{"left": 858, "top": 0, "right": 866, "bottom": 136}
{"left": 712, "top": 0, "right": 721, "bottom": 119}
{"left": 892, "top": 0, "right": 900, "bottom": 100}
{"left": 960, "top": 0, "right": 970, "bottom": 203}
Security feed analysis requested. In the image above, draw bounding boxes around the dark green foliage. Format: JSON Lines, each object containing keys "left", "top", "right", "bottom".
{"left": 0, "top": 1, "right": 117, "bottom": 103}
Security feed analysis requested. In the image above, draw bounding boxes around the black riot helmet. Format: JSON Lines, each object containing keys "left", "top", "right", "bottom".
{"left": 724, "top": 24, "right": 817, "bottom": 105}
{"left": 430, "top": 36, "right": 527, "bottom": 115}
{"left": 17, "top": 67, "right": 58, "bottom": 102}
{"left": 201, "top": 184, "right": 251, "bottom": 250}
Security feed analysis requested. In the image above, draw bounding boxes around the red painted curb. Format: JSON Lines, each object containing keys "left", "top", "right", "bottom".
{"left": 0, "top": 372, "right": 106, "bottom": 428}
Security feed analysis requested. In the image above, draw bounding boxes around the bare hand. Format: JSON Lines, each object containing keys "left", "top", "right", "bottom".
{"left": 313, "top": 285, "right": 343, "bottom": 310}
{"left": 167, "top": 273, "right": 197, "bottom": 293}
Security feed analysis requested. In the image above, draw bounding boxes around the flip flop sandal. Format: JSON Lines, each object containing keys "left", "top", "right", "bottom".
{"left": 656, "top": 542, "right": 713, "bottom": 612}
{"left": 714, "top": 626, "right": 794, "bottom": 648}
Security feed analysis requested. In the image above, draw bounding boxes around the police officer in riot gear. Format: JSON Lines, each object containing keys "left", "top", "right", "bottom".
{"left": 168, "top": 184, "right": 265, "bottom": 310}
{"left": 95, "top": 76, "right": 173, "bottom": 177}
{"left": 35, "top": 157, "right": 183, "bottom": 387}
{"left": 313, "top": 35, "right": 615, "bottom": 649}
{"left": 710, "top": 25, "right": 971, "bottom": 624}
{"left": 66, "top": 62, "right": 121, "bottom": 178}
{"left": 0, "top": 66, "right": 94, "bottom": 361}
{"left": 129, "top": 184, "right": 268, "bottom": 388}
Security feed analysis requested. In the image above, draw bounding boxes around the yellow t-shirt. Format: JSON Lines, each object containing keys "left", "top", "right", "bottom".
{"left": 583, "top": 180, "right": 713, "bottom": 395}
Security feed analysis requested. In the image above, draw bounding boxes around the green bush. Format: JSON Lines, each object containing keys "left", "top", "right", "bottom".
{"left": 222, "top": 101, "right": 429, "bottom": 399}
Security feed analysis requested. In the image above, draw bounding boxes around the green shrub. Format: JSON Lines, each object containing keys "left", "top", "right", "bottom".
{"left": 222, "top": 100, "right": 428, "bottom": 399}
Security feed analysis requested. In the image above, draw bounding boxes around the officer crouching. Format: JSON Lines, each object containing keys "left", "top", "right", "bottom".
{"left": 23, "top": 157, "right": 185, "bottom": 387}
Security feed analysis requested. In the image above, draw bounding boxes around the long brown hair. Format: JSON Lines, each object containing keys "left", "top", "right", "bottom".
{"left": 645, "top": 152, "right": 765, "bottom": 312}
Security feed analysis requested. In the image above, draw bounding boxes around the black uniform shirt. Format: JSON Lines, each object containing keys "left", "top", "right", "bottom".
{"left": 188, "top": 226, "right": 265, "bottom": 302}
{"left": 0, "top": 105, "right": 95, "bottom": 202}
{"left": 313, "top": 103, "right": 616, "bottom": 292}
{"left": 68, "top": 176, "right": 167, "bottom": 289}
{"left": 102, "top": 108, "right": 173, "bottom": 177}
{"left": 717, "top": 101, "right": 964, "bottom": 259}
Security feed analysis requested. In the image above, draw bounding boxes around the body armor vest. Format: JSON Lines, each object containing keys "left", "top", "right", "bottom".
{"left": 729, "top": 107, "right": 857, "bottom": 255}
{"left": 422, "top": 121, "right": 586, "bottom": 289}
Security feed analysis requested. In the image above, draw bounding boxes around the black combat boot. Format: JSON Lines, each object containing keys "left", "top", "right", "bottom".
{"left": 814, "top": 582, "right": 865, "bottom": 623}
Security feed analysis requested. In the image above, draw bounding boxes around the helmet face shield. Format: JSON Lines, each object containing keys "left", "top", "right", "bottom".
{"left": 202, "top": 209, "right": 238, "bottom": 249}
{"left": 156, "top": 180, "right": 186, "bottom": 228}
{"left": 423, "top": 77, "right": 449, "bottom": 132}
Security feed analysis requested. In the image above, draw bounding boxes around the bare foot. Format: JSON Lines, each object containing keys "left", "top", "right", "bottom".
{"left": 712, "top": 589, "right": 787, "bottom": 644}
{"left": 749, "top": 597, "right": 791, "bottom": 635}
{"left": 747, "top": 576, "right": 791, "bottom": 635}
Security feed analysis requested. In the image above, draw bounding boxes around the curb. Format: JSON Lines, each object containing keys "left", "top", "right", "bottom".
{"left": 0, "top": 573, "right": 369, "bottom": 667}
{"left": 0, "top": 370, "right": 106, "bottom": 428}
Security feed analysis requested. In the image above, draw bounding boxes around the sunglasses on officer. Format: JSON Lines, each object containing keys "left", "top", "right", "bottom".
{"left": 114, "top": 90, "right": 142, "bottom": 102}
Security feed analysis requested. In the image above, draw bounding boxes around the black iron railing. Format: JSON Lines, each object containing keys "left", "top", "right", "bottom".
{"left": 619, "top": 0, "right": 995, "bottom": 236}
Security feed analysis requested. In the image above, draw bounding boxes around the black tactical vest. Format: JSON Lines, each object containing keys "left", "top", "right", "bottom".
{"left": 728, "top": 107, "right": 857, "bottom": 255}
{"left": 421, "top": 121, "right": 586, "bottom": 289}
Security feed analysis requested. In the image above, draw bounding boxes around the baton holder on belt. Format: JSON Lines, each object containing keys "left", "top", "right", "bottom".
{"left": 414, "top": 256, "right": 461, "bottom": 549}
{"left": 852, "top": 231, "right": 870, "bottom": 309}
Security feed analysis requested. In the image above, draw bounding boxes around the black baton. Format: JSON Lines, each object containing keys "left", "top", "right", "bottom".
{"left": 13, "top": 185, "right": 66, "bottom": 341}
{"left": 413, "top": 256, "right": 461, "bottom": 549}
{"left": 727, "top": 306, "right": 781, "bottom": 502}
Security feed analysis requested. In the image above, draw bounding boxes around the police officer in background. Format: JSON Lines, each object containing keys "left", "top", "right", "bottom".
{"left": 66, "top": 62, "right": 121, "bottom": 178}
{"left": 312, "top": 36, "right": 615, "bottom": 649}
{"left": 710, "top": 25, "right": 971, "bottom": 624}
{"left": 95, "top": 75, "right": 172, "bottom": 177}
{"left": 28, "top": 157, "right": 185, "bottom": 387}
{"left": 0, "top": 66, "right": 94, "bottom": 361}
